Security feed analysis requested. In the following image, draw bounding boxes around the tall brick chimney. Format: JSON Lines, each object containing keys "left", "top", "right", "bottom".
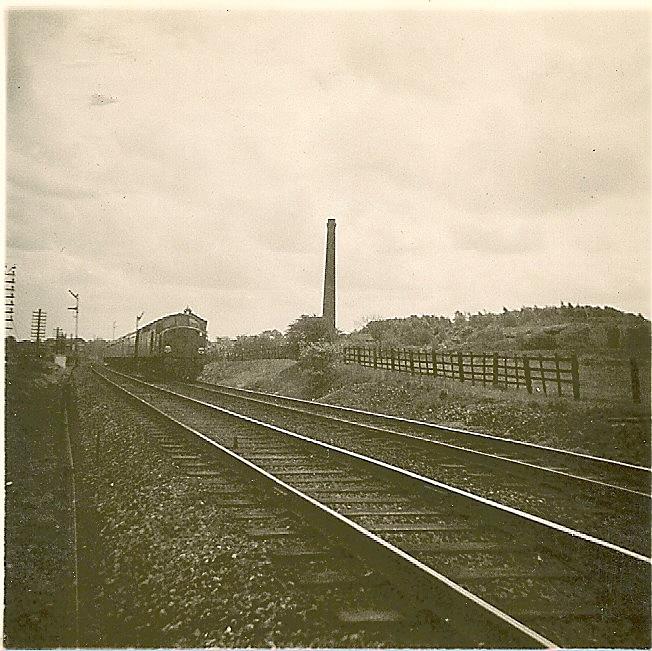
{"left": 322, "top": 218, "right": 336, "bottom": 333}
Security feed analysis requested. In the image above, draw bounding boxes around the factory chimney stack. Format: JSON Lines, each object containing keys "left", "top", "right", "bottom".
{"left": 322, "top": 218, "right": 336, "bottom": 334}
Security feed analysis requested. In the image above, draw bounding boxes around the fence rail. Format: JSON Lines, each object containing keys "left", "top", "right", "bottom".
{"left": 340, "top": 346, "right": 580, "bottom": 399}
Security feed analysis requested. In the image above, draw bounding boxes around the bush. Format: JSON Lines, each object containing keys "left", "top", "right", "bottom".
{"left": 296, "top": 342, "right": 338, "bottom": 396}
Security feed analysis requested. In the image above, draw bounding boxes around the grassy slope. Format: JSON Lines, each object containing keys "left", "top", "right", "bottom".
{"left": 4, "top": 352, "right": 76, "bottom": 648}
{"left": 201, "top": 359, "right": 650, "bottom": 466}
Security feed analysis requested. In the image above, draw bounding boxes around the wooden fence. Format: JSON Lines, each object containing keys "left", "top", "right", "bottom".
{"left": 212, "top": 342, "right": 648, "bottom": 403}
{"left": 340, "top": 346, "right": 580, "bottom": 399}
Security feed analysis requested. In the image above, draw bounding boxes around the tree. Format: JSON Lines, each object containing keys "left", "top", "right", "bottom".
{"left": 259, "top": 329, "right": 285, "bottom": 343}
{"left": 285, "top": 315, "right": 333, "bottom": 344}
{"left": 363, "top": 320, "right": 389, "bottom": 344}
{"left": 454, "top": 310, "right": 467, "bottom": 325}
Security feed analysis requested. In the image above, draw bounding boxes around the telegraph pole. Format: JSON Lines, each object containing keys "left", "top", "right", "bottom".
{"left": 5, "top": 265, "right": 16, "bottom": 335}
{"left": 68, "top": 290, "right": 79, "bottom": 353}
{"left": 31, "top": 309, "right": 47, "bottom": 347}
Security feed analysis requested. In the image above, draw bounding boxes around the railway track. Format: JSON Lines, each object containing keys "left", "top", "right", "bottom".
{"left": 95, "top": 366, "right": 651, "bottom": 648}
{"left": 190, "top": 381, "right": 651, "bottom": 495}
{"left": 165, "top": 380, "right": 651, "bottom": 558}
{"left": 88, "top": 378, "right": 447, "bottom": 647}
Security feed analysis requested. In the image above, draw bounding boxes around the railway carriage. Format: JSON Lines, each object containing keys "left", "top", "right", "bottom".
{"left": 105, "top": 308, "right": 208, "bottom": 380}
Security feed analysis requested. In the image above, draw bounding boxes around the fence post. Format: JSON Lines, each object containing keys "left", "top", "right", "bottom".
{"left": 390, "top": 348, "right": 396, "bottom": 372}
{"left": 523, "top": 355, "right": 532, "bottom": 394}
{"left": 457, "top": 352, "right": 465, "bottom": 382}
{"left": 570, "top": 353, "right": 580, "bottom": 400}
{"left": 554, "top": 353, "right": 562, "bottom": 396}
{"left": 373, "top": 347, "right": 378, "bottom": 369}
{"left": 432, "top": 350, "right": 438, "bottom": 377}
{"left": 630, "top": 357, "right": 641, "bottom": 404}
{"left": 409, "top": 349, "right": 415, "bottom": 375}
{"left": 492, "top": 353, "right": 498, "bottom": 386}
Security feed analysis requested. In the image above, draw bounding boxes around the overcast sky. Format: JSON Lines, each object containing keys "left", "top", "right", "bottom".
{"left": 6, "top": 8, "right": 650, "bottom": 340}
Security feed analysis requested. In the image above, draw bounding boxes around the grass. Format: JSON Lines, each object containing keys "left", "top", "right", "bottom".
{"left": 578, "top": 354, "right": 650, "bottom": 404}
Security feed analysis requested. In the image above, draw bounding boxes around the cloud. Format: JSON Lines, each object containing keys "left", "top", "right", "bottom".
{"left": 5, "top": 9, "right": 650, "bottom": 338}
{"left": 8, "top": 171, "right": 97, "bottom": 200}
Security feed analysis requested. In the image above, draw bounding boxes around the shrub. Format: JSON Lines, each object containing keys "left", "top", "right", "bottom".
{"left": 296, "top": 342, "right": 339, "bottom": 396}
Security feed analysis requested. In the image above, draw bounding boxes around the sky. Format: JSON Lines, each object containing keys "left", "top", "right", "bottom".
{"left": 5, "top": 7, "right": 650, "bottom": 340}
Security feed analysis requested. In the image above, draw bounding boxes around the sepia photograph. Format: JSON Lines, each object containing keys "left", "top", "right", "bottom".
{"left": 4, "top": 2, "right": 651, "bottom": 649}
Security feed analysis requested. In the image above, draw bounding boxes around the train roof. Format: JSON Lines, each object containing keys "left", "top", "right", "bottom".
{"left": 111, "top": 309, "right": 207, "bottom": 342}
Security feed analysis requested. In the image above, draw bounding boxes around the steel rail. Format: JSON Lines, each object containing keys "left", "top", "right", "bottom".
{"left": 197, "top": 382, "right": 650, "bottom": 472}
{"left": 109, "top": 369, "right": 651, "bottom": 564}
{"left": 94, "top": 366, "right": 557, "bottom": 649}
{"left": 185, "top": 381, "right": 650, "bottom": 498}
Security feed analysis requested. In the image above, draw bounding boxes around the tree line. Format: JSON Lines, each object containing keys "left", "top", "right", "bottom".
{"left": 222, "top": 304, "right": 650, "bottom": 356}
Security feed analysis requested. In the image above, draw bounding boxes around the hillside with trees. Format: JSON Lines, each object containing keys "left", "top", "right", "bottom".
{"left": 349, "top": 305, "right": 650, "bottom": 354}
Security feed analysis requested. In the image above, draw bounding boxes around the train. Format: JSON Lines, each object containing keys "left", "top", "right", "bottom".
{"left": 104, "top": 308, "right": 208, "bottom": 380}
